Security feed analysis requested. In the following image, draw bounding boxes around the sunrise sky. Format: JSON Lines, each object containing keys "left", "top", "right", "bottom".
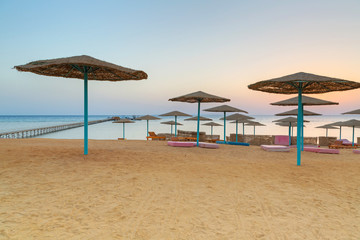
{"left": 1, "top": 0, "right": 359, "bottom": 115}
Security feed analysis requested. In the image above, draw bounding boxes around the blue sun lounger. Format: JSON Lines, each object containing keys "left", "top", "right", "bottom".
{"left": 216, "top": 141, "right": 250, "bottom": 146}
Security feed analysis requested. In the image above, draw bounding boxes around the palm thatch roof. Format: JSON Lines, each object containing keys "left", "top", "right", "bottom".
{"left": 315, "top": 125, "right": 338, "bottom": 129}
{"left": 230, "top": 119, "right": 252, "bottom": 124}
{"left": 161, "top": 121, "right": 183, "bottom": 125}
{"left": 202, "top": 122, "right": 223, "bottom": 126}
{"left": 248, "top": 72, "right": 360, "bottom": 94}
{"left": 14, "top": 55, "right": 148, "bottom": 81}
{"left": 275, "top": 109, "right": 321, "bottom": 116}
{"left": 203, "top": 105, "right": 248, "bottom": 113}
{"left": 220, "top": 113, "right": 254, "bottom": 120}
{"left": 136, "top": 115, "right": 161, "bottom": 120}
{"left": 185, "top": 116, "right": 212, "bottom": 121}
{"left": 245, "top": 121, "right": 265, "bottom": 126}
{"left": 276, "top": 122, "right": 304, "bottom": 127}
{"left": 159, "top": 111, "right": 191, "bottom": 117}
{"left": 271, "top": 95, "right": 338, "bottom": 106}
{"left": 340, "top": 119, "right": 360, "bottom": 127}
{"left": 273, "top": 117, "right": 309, "bottom": 123}
{"left": 342, "top": 109, "right": 360, "bottom": 115}
{"left": 169, "top": 91, "right": 230, "bottom": 103}
{"left": 113, "top": 119, "right": 135, "bottom": 124}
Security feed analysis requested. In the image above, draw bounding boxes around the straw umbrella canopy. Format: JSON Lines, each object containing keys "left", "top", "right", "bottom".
{"left": 316, "top": 124, "right": 338, "bottom": 138}
{"left": 184, "top": 116, "right": 212, "bottom": 121}
{"left": 202, "top": 122, "right": 223, "bottom": 137}
{"left": 331, "top": 121, "right": 347, "bottom": 139}
{"left": 338, "top": 119, "right": 360, "bottom": 146}
{"left": 14, "top": 55, "right": 147, "bottom": 155}
{"left": 342, "top": 109, "right": 360, "bottom": 115}
{"left": 203, "top": 105, "right": 248, "bottom": 143}
{"left": 248, "top": 72, "right": 360, "bottom": 165}
{"left": 136, "top": 115, "right": 161, "bottom": 137}
{"left": 161, "top": 120, "right": 183, "bottom": 136}
{"left": 113, "top": 119, "right": 135, "bottom": 139}
{"left": 271, "top": 95, "right": 339, "bottom": 106}
{"left": 169, "top": 91, "right": 230, "bottom": 146}
{"left": 275, "top": 109, "right": 322, "bottom": 116}
{"left": 159, "top": 111, "right": 191, "bottom": 137}
{"left": 221, "top": 113, "right": 254, "bottom": 142}
{"left": 245, "top": 121, "right": 265, "bottom": 136}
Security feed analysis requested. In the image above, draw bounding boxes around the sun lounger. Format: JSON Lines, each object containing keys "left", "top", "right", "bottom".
{"left": 329, "top": 140, "right": 357, "bottom": 149}
{"left": 304, "top": 147, "right": 319, "bottom": 152}
{"left": 167, "top": 141, "right": 196, "bottom": 147}
{"left": 199, "top": 142, "right": 219, "bottom": 149}
{"left": 317, "top": 148, "right": 339, "bottom": 154}
{"left": 261, "top": 145, "right": 290, "bottom": 152}
{"left": 274, "top": 135, "right": 290, "bottom": 145}
{"left": 353, "top": 149, "right": 360, "bottom": 154}
{"left": 146, "top": 132, "right": 166, "bottom": 141}
{"left": 227, "top": 141, "right": 250, "bottom": 146}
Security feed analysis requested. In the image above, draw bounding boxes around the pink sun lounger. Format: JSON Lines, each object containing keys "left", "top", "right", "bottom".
{"left": 353, "top": 149, "right": 360, "bottom": 154}
{"left": 261, "top": 145, "right": 290, "bottom": 152}
{"left": 167, "top": 141, "right": 196, "bottom": 147}
{"left": 199, "top": 142, "right": 219, "bottom": 149}
{"left": 304, "top": 147, "right": 339, "bottom": 154}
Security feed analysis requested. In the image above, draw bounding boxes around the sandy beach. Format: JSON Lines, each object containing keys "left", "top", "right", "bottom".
{"left": 1, "top": 139, "right": 359, "bottom": 239}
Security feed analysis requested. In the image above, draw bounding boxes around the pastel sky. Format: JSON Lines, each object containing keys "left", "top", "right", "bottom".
{"left": 1, "top": 0, "right": 359, "bottom": 115}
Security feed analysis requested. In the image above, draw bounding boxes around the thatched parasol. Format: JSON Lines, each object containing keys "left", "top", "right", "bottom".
{"left": 342, "top": 109, "right": 360, "bottom": 115}
{"left": 275, "top": 109, "right": 321, "bottom": 116}
{"left": 136, "top": 115, "right": 161, "bottom": 137}
{"left": 113, "top": 119, "right": 135, "bottom": 139}
{"left": 245, "top": 121, "right": 265, "bottom": 136}
{"left": 202, "top": 122, "right": 223, "bottom": 137}
{"left": 14, "top": 55, "right": 147, "bottom": 155}
{"left": 248, "top": 72, "right": 360, "bottom": 165}
{"left": 338, "top": 119, "right": 360, "bottom": 146}
{"left": 331, "top": 121, "right": 347, "bottom": 139}
{"left": 159, "top": 111, "right": 191, "bottom": 137}
{"left": 161, "top": 120, "right": 183, "bottom": 136}
{"left": 271, "top": 95, "right": 338, "bottom": 106}
{"left": 316, "top": 124, "right": 338, "bottom": 138}
{"left": 185, "top": 116, "right": 212, "bottom": 121}
{"left": 221, "top": 113, "right": 254, "bottom": 142}
{"left": 169, "top": 91, "right": 229, "bottom": 146}
{"left": 204, "top": 105, "right": 248, "bottom": 143}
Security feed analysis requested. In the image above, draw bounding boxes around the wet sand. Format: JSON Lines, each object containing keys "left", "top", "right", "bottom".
{"left": 1, "top": 139, "right": 359, "bottom": 239}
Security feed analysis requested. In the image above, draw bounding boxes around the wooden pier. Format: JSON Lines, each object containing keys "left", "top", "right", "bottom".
{"left": 0, "top": 118, "right": 114, "bottom": 139}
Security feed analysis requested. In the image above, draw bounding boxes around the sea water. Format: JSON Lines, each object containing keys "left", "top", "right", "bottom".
{"left": 0, "top": 115, "right": 358, "bottom": 141}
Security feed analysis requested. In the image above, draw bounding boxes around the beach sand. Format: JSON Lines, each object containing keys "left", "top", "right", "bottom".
{"left": 1, "top": 139, "right": 359, "bottom": 239}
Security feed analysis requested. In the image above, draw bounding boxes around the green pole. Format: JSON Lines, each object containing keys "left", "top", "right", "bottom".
{"left": 175, "top": 116, "right": 177, "bottom": 137}
{"left": 288, "top": 122, "right": 291, "bottom": 146}
{"left": 297, "top": 84, "right": 303, "bottom": 166}
{"left": 84, "top": 68, "right": 88, "bottom": 155}
{"left": 223, "top": 112, "right": 226, "bottom": 143}
{"left": 196, "top": 100, "right": 200, "bottom": 146}
{"left": 147, "top": 120, "right": 149, "bottom": 137}
{"left": 236, "top": 120, "right": 238, "bottom": 142}
{"left": 123, "top": 123, "right": 125, "bottom": 139}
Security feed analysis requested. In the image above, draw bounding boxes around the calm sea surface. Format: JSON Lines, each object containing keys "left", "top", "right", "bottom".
{"left": 0, "top": 115, "right": 358, "bottom": 141}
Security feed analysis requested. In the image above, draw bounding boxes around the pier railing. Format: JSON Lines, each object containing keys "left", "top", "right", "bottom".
{"left": 0, "top": 118, "right": 113, "bottom": 139}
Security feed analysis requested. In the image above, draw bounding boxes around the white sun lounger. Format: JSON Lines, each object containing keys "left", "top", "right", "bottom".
{"left": 261, "top": 145, "right": 290, "bottom": 152}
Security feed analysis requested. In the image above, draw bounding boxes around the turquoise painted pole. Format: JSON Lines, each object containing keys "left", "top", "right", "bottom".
{"left": 175, "top": 116, "right": 178, "bottom": 136}
{"left": 223, "top": 112, "right": 226, "bottom": 143}
{"left": 171, "top": 124, "right": 173, "bottom": 136}
{"left": 236, "top": 121, "right": 238, "bottom": 142}
{"left": 352, "top": 126, "right": 355, "bottom": 147}
{"left": 301, "top": 105, "right": 304, "bottom": 151}
{"left": 339, "top": 126, "right": 342, "bottom": 139}
{"left": 196, "top": 100, "right": 200, "bottom": 146}
{"left": 84, "top": 68, "right": 88, "bottom": 155}
{"left": 253, "top": 125, "right": 255, "bottom": 137}
{"left": 123, "top": 123, "right": 125, "bottom": 139}
{"left": 211, "top": 125, "right": 213, "bottom": 137}
{"left": 147, "top": 120, "right": 149, "bottom": 137}
{"left": 243, "top": 122, "right": 245, "bottom": 135}
{"left": 326, "top": 128, "right": 328, "bottom": 138}
{"left": 288, "top": 122, "right": 291, "bottom": 146}
{"left": 297, "top": 83, "right": 303, "bottom": 166}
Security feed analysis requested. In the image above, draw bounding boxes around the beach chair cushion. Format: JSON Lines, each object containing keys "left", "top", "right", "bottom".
{"left": 317, "top": 148, "right": 339, "bottom": 154}
{"left": 338, "top": 139, "right": 352, "bottom": 145}
{"left": 261, "top": 145, "right": 290, "bottom": 152}
{"left": 274, "top": 135, "right": 289, "bottom": 145}
{"left": 304, "top": 147, "right": 320, "bottom": 152}
{"left": 227, "top": 141, "right": 250, "bottom": 146}
{"left": 199, "top": 142, "right": 219, "bottom": 149}
{"left": 167, "top": 141, "right": 196, "bottom": 147}
{"left": 353, "top": 149, "right": 360, "bottom": 154}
